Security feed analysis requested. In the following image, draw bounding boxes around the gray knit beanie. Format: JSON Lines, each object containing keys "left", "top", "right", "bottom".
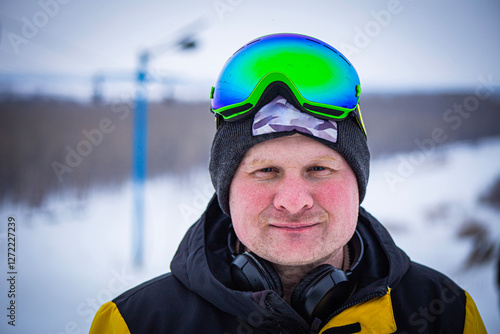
{"left": 209, "top": 100, "right": 370, "bottom": 216}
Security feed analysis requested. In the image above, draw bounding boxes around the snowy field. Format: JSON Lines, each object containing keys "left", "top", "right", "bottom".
{"left": 1, "top": 137, "right": 499, "bottom": 333}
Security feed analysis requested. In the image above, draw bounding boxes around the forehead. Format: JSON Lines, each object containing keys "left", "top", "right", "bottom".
{"left": 241, "top": 134, "right": 344, "bottom": 164}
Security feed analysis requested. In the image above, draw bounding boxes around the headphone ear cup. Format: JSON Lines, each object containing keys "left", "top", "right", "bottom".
{"left": 257, "top": 256, "right": 284, "bottom": 297}
{"left": 290, "top": 264, "right": 332, "bottom": 309}
{"left": 291, "top": 264, "right": 350, "bottom": 323}
{"left": 230, "top": 253, "right": 283, "bottom": 296}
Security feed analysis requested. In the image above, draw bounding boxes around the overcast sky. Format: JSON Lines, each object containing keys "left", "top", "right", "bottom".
{"left": 1, "top": 0, "right": 499, "bottom": 100}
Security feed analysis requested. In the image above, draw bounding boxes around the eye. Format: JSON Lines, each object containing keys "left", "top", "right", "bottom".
{"left": 252, "top": 167, "right": 279, "bottom": 179}
{"left": 307, "top": 165, "right": 333, "bottom": 177}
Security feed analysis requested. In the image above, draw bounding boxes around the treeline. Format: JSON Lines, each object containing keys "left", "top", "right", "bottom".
{"left": 1, "top": 92, "right": 499, "bottom": 207}
{"left": 0, "top": 98, "right": 215, "bottom": 206}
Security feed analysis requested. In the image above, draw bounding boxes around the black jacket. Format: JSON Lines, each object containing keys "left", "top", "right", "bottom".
{"left": 90, "top": 196, "right": 486, "bottom": 333}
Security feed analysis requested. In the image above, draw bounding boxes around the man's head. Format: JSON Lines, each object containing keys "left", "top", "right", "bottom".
{"left": 229, "top": 133, "right": 359, "bottom": 266}
{"left": 208, "top": 33, "right": 370, "bottom": 263}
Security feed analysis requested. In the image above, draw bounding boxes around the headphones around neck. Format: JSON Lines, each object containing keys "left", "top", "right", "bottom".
{"left": 228, "top": 227, "right": 364, "bottom": 324}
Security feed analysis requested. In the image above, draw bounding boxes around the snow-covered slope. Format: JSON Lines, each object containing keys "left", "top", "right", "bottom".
{"left": 363, "top": 138, "right": 500, "bottom": 331}
{"left": 1, "top": 138, "right": 499, "bottom": 333}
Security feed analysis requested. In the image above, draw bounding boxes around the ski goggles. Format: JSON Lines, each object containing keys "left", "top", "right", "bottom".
{"left": 210, "top": 33, "right": 366, "bottom": 137}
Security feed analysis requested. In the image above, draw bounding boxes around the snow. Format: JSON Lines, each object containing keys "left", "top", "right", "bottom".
{"left": 1, "top": 139, "right": 499, "bottom": 333}
{"left": 363, "top": 138, "right": 500, "bottom": 331}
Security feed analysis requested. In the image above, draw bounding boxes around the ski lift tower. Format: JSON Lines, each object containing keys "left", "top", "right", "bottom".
{"left": 132, "top": 33, "right": 199, "bottom": 267}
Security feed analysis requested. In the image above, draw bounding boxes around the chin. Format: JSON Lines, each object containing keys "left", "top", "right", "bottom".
{"left": 260, "top": 248, "right": 329, "bottom": 267}
{"left": 272, "top": 258, "right": 317, "bottom": 267}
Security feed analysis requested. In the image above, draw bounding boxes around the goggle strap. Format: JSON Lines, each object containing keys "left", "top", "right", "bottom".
{"left": 352, "top": 106, "right": 367, "bottom": 139}
{"left": 215, "top": 114, "right": 222, "bottom": 129}
{"left": 214, "top": 85, "right": 367, "bottom": 137}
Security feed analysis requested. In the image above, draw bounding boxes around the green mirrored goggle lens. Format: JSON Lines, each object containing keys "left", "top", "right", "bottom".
{"left": 211, "top": 33, "right": 361, "bottom": 121}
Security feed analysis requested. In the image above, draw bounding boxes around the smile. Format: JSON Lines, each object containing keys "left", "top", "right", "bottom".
{"left": 270, "top": 222, "right": 320, "bottom": 231}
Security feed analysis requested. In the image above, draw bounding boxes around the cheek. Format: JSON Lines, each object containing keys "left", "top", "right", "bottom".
{"left": 229, "top": 181, "right": 274, "bottom": 218}
{"left": 229, "top": 181, "right": 274, "bottom": 247}
{"left": 314, "top": 177, "right": 359, "bottom": 211}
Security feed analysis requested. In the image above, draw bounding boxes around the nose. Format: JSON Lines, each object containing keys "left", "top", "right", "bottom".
{"left": 272, "top": 175, "right": 313, "bottom": 214}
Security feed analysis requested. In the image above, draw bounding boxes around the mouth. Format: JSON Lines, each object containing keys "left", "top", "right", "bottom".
{"left": 269, "top": 222, "right": 320, "bottom": 232}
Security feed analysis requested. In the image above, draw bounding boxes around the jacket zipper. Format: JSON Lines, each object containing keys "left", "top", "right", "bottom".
{"left": 263, "top": 286, "right": 388, "bottom": 334}
{"left": 264, "top": 300, "right": 309, "bottom": 334}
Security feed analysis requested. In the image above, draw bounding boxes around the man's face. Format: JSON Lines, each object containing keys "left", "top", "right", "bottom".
{"left": 229, "top": 134, "right": 359, "bottom": 266}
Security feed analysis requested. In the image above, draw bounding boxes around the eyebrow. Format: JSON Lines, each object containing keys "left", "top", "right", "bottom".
{"left": 247, "top": 158, "right": 274, "bottom": 168}
{"left": 246, "top": 155, "right": 339, "bottom": 168}
{"left": 311, "top": 155, "right": 339, "bottom": 163}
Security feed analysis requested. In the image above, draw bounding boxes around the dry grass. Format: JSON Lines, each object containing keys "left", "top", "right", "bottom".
{"left": 480, "top": 174, "right": 500, "bottom": 210}
{"left": 360, "top": 92, "right": 500, "bottom": 157}
{"left": 0, "top": 98, "right": 214, "bottom": 206}
{"left": 458, "top": 219, "right": 497, "bottom": 268}
{"left": 1, "top": 91, "right": 499, "bottom": 207}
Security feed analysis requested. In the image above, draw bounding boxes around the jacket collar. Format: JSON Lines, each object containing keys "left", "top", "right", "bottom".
{"left": 170, "top": 194, "right": 410, "bottom": 331}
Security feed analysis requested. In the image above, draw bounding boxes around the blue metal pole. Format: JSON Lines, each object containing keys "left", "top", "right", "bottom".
{"left": 132, "top": 51, "right": 149, "bottom": 267}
